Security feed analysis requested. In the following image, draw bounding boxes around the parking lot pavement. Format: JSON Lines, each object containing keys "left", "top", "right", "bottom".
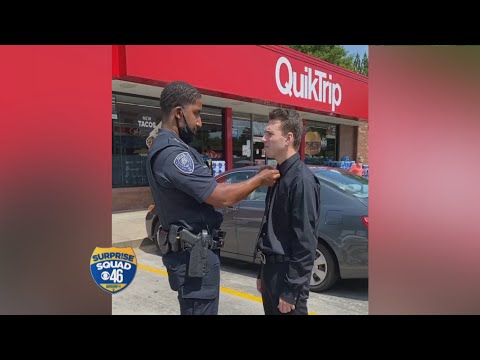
{"left": 112, "top": 242, "right": 368, "bottom": 315}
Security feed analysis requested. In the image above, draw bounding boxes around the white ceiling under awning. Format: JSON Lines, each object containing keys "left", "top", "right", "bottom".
{"left": 112, "top": 80, "right": 365, "bottom": 127}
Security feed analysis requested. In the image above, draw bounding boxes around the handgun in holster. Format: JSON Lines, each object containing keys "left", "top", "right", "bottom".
{"left": 178, "top": 228, "right": 209, "bottom": 278}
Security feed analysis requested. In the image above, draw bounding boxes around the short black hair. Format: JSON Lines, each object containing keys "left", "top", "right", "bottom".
{"left": 160, "top": 81, "right": 201, "bottom": 118}
{"left": 268, "top": 108, "right": 303, "bottom": 150}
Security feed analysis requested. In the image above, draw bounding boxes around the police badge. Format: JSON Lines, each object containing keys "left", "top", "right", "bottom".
{"left": 174, "top": 152, "right": 194, "bottom": 174}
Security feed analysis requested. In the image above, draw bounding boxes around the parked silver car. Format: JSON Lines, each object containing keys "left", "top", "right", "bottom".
{"left": 146, "top": 166, "right": 368, "bottom": 291}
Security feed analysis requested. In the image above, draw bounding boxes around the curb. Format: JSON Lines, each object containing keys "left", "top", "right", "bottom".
{"left": 113, "top": 237, "right": 153, "bottom": 249}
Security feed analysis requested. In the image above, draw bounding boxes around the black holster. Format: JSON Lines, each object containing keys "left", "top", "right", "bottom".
{"left": 160, "top": 226, "right": 226, "bottom": 277}
{"left": 156, "top": 224, "right": 182, "bottom": 255}
{"left": 156, "top": 229, "right": 170, "bottom": 255}
{"left": 168, "top": 225, "right": 182, "bottom": 253}
{"left": 179, "top": 229, "right": 209, "bottom": 278}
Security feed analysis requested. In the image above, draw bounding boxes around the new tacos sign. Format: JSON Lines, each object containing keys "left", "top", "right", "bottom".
{"left": 275, "top": 56, "right": 342, "bottom": 112}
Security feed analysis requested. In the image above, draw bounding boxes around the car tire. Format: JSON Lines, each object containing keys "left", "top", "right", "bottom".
{"left": 309, "top": 241, "right": 339, "bottom": 292}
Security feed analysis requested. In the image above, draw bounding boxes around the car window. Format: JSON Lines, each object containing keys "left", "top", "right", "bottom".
{"left": 216, "top": 170, "right": 255, "bottom": 184}
{"left": 247, "top": 186, "right": 267, "bottom": 202}
{"left": 311, "top": 168, "right": 368, "bottom": 198}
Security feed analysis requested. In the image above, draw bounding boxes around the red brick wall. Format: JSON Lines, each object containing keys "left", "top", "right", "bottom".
{"left": 112, "top": 187, "right": 153, "bottom": 212}
{"left": 356, "top": 122, "right": 369, "bottom": 163}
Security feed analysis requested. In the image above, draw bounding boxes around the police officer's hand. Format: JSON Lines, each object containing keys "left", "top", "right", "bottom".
{"left": 256, "top": 279, "right": 263, "bottom": 294}
{"left": 278, "top": 297, "right": 295, "bottom": 313}
{"left": 257, "top": 168, "right": 280, "bottom": 187}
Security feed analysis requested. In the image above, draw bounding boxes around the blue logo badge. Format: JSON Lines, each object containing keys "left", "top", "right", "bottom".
{"left": 174, "top": 152, "right": 194, "bottom": 174}
{"left": 90, "top": 247, "right": 137, "bottom": 294}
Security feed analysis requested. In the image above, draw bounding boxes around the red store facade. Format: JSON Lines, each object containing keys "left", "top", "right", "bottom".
{"left": 112, "top": 45, "right": 368, "bottom": 211}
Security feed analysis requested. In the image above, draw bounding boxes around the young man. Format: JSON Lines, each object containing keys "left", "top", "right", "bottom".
{"left": 256, "top": 108, "right": 321, "bottom": 315}
{"left": 146, "top": 81, "right": 280, "bottom": 315}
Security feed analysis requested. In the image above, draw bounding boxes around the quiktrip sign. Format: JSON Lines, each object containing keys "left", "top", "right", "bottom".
{"left": 114, "top": 45, "right": 368, "bottom": 120}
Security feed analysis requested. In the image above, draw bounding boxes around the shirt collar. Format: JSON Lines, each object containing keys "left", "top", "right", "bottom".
{"left": 277, "top": 153, "right": 300, "bottom": 176}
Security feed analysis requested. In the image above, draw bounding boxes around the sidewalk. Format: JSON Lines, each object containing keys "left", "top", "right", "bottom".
{"left": 112, "top": 210, "right": 151, "bottom": 248}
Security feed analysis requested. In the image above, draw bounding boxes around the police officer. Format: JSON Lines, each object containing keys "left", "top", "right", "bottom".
{"left": 256, "top": 108, "right": 321, "bottom": 315}
{"left": 146, "top": 81, "right": 280, "bottom": 315}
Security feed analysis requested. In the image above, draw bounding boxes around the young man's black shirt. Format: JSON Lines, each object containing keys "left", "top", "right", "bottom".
{"left": 259, "top": 153, "right": 321, "bottom": 303}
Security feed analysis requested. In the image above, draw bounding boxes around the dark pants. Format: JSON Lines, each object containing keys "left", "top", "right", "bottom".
{"left": 260, "top": 262, "right": 309, "bottom": 315}
{"left": 163, "top": 249, "right": 220, "bottom": 315}
{"left": 178, "top": 294, "right": 219, "bottom": 315}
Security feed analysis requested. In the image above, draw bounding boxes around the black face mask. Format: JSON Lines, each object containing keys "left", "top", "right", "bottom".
{"left": 178, "top": 110, "right": 196, "bottom": 144}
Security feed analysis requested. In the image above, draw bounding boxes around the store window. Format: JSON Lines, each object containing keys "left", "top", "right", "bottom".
{"left": 112, "top": 94, "right": 225, "bottom": 187}
{"left": 304, "top": 121, "right": 338, "bottom": 165}
{"left": 232, "top": 112, "right": 252, "bottom": 168}
{"left": 232, "top": 112, "right": 269, "bottom": 168}
{"left": 112, "top": 93, "right": 161, "bottom": 187}
{"left": 189, "top": 106, "right": 224, "bottom": 160}
{"left": 252, "top": 114, "right": 268, "bottom": 166}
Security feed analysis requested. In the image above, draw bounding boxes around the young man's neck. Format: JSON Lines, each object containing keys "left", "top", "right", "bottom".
{"left": 275, "top": 148, "right": 297, "bottom": 165}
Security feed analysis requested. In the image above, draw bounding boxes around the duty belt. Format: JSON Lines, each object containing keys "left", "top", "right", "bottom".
{"left": 156, "top": 226, "right": 226, "bottom": 278}
{"left": 177, "top": 228, "right": 225, "bottom": 251}
{"left": 184, "top": 237, "right": 224, "bottom": 251}
{"left": 157, "top": 226, "right": 225, "bottom": 254}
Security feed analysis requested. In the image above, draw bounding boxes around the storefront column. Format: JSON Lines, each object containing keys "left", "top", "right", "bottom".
{"left": 338, "top": 124, "right": 355, "bottom": 161}
{"left": 224, "top": 107, "right": 233, "bottom": 171}
{"left": 299, "top": 119, "right": 306, "bottom": 161}
{"left": 112, "top": 45, "right": 126, "bottom": 77}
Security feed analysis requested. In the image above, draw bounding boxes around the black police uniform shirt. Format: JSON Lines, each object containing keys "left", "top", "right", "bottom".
{"left": 147, "top": 129, "right": 223, "bottom": 300}
{"left": 259, "top": 152, "right": 320, "bottom": 304}
{"left": 149, "top": 129, "right": 223, "bottom": 234}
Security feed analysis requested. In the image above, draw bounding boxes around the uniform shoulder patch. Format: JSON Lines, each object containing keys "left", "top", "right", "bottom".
{"left": 173, "top": 152, "right": 195, "bottom": 174}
